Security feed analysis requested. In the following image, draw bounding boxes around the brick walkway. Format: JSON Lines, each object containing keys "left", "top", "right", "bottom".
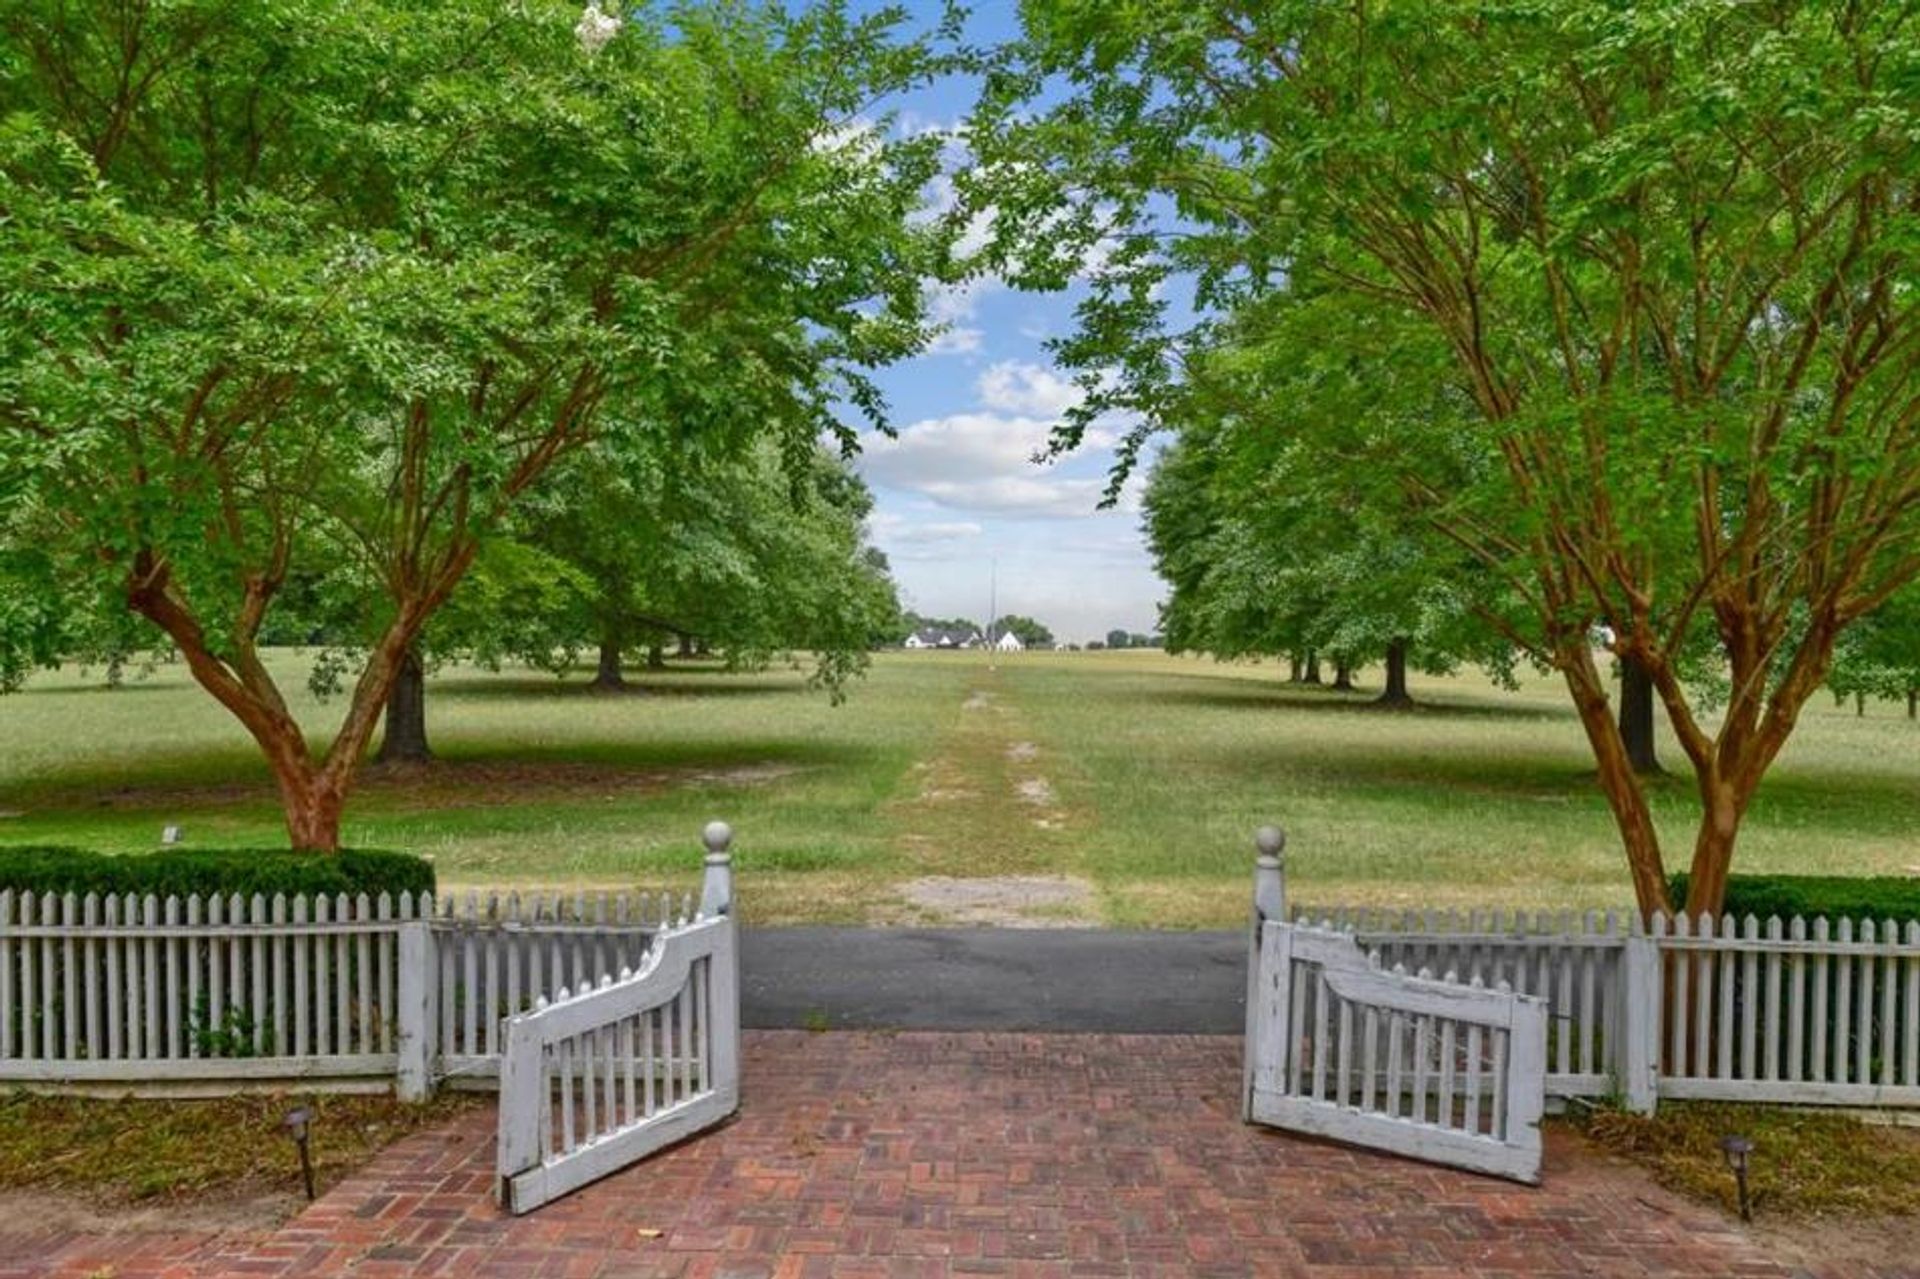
{"left": 4, "top": 1032, "right": 1830, "bottom": 1277}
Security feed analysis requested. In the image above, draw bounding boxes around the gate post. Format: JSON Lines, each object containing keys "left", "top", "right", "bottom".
{"left": 396, "top": 920, "right": 434, "bottom": 1102}
{"left": 1244, "top": 825, "right": 1287, "bottom": 1120}
{"left": 700, "top": 821, "right": 734, "bottom": 919}
{"left": 1617, "top": 932, "right": 1660, "bottom": 1115}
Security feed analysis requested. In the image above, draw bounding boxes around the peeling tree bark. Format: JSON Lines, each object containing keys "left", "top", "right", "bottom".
{"left": 1561, "top": 646, "right": 1672, "bottom": 917}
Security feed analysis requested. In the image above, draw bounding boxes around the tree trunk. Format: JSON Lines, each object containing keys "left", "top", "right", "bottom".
{"left": 1331, "top": 659, "right": 1354, "bottom": 691}
{"left": 591, "top": 638, "right": 626, "bottom": 691}
{"left": 282, "top": 779, "right": 347, "bottom": 852}
{"left": 1562, "top": 650, "right": 1672, "bottom": 917}
{"left": 1856, "top": 691, "right": 1866, "bottom": 717}
{"left": 1617, "top": 653, "right": 1661, "bottom": 775}
{"left": 1375, "top": 637, "right": 1414, "bottom": 707}
{"left": 647, "top": 642, "right": 666, "bottom": 670}
{"left": 1681, "top": 780, "right": 1750, "bottom": 923}
{"left": 1908, "top": 688, "right": 1915, "bottom": 720}
{"left": 373, "top": 647, "right": 430, "bottom": 765}
{"left": 1303, "top": 650, "right": 1322, "bottom": 684}
{"left": 677, "top": 633, "right": 695, "bottom": 659}
{"left": 1287, "top": 654, "right": 1304, "bottom": 683}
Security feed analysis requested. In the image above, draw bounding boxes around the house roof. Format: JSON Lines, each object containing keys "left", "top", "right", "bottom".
{"left": 910, "top": 626, "right": 979, "bottom": 648}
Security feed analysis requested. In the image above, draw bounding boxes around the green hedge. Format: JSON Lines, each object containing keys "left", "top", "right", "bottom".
{"left": 1669, "top": 873, "right": 1920, "bottom": 925}
{"left": 0, "top": 846, "right": 435, "bottom": 901}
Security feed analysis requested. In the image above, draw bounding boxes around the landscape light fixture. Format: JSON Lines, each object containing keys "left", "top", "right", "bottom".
{"left": 284, "top": 1106, "right": 317, "bottom": 1201}
{"left": 1719, "top": 1133, "right": 1753, "bottom": 1222}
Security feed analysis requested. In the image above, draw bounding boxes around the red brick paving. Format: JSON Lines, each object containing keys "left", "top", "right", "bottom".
{"left": 0, "top": 1032, "right": 1875, "bottom": 1277}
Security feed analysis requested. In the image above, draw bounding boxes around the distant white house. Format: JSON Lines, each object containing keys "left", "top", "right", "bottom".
{"left": 993, "top": 630, "right": 1024, "bottom": 653}
{"left": 904, "top": 626, "right": 980, "bottom": 650}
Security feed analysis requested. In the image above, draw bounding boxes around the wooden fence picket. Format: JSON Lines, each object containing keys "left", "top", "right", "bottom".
{"left": 1298, "top": 893, "right": 1920, "bottom": 1111}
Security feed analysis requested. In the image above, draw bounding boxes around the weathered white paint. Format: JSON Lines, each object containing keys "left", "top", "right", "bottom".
{"left": 1283, "top": 889, "right": 1920, "bottom": 1116}
{"left": 1245, "top": 901, "right": 1548, "bottom": 1184}
{"left": 494, "top": 910, "right": 740, "bottom": 1214}
{"left": 0, "top": 836, "right": 722, "bottom": 1100}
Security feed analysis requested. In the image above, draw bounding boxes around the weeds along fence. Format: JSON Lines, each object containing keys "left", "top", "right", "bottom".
{"left": 0, "top": 829, "right": 734, "bottom": 1098}
{"left": 1253, "top": 842, "right": 1920, "bottom": 1114}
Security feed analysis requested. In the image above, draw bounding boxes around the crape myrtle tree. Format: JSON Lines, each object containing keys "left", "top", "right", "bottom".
{"left": 351, "top": 435, "right": 903, "bottom": 763}
{"left": 1, "top": 0, "right": 950, "bottom": 849}
{"left": 971, "top": 1, "right": 1920, "bottom": 916}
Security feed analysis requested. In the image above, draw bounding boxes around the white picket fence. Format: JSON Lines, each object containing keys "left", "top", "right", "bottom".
{"left": 1255, "top": 835, "right": 1920, "bottom": 1114}
{"left": 496, "top": 911, "right": 739, "bottom": 1213}
{"left": 0, "top": 829, "right": 735, "bottom": 1099}
{"left": 0, "top": 887, "right": 429, "bottom": 1091}
{"left": 1246, "top": 920, "right": 1547, "bottom": 1182}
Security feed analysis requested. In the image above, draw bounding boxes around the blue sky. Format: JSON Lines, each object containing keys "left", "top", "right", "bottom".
{"left": 837, "top": 0, "right": 1167, "bottom": 644}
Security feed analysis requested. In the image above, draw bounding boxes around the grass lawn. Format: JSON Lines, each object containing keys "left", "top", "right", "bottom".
{"left": 1, "top": 649, "right": 1916, "bottom": 926}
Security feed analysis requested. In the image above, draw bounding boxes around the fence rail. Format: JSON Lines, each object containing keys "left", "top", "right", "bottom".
{"left": 495, "top": 911, "right": 739, "bottom": 1213}
{"left": 1246, "top": 920, "right": 1547, "bottom": 1182}
{"left": 1259, "top": 832, "right": 1920, "bottom": 1116}
{"left": 0, "top": 834, "right": 731, "bottom": 1097}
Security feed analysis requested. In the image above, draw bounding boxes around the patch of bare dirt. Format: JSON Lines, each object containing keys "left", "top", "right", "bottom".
{"left": 918, "top": 787, "right": 981, "bottom": 802}
{"left": 880, "top": 875, "right": 1098, "bottom": 927}
{"left": 1015, "top": 777, "right": 1056, "bottom": 807}
{"left": 1005, "top": 742, "right": 1039, "bottom": 762}
{"left": 961, "top": 691, "right": 994, "bottom": 712}
{"left": 1748, "top": 1212, "right": 1920, "bottom": 1279}
{"left": 0, "top": 1185, "right": 294, "bottom": 1236}
{"left": 74, "top": 760, "right": 806, "bottom": 813}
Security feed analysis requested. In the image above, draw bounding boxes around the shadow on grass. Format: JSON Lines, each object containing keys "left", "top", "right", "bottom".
{"left": 1, "top": 736, "right": 881, "bottom": 816}
{"left": 1213, "top": 733, "right": 1920, "bottom": 839}
{"left": 430, "top": 674, "right": 812, "bottom": 701}
{"left": 1135, "top": 678, "right": 1568, "bottom": 723}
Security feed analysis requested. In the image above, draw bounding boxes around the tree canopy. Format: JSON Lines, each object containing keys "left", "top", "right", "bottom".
{"left": 0, "top": 0, "right": 951, "bottom": 848}
{"left": 971, "top": 0, "right": 1920, "bottom": 915}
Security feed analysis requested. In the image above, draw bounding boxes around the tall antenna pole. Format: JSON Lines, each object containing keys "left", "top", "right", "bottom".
{"left": 989, "top": 558, "right": 1000, "bottom": 649}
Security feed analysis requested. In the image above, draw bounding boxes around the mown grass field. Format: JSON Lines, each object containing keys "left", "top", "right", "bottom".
{"left": 2, "top": 649, "right": 1917, "bottom": 926}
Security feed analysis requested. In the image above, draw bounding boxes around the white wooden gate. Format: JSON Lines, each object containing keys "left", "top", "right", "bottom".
{"left": 495, "top": 826, "right": 740, "bottom": 1214}
{"left": 1246, "top": 920, "right": 1547, "bottom": 1182}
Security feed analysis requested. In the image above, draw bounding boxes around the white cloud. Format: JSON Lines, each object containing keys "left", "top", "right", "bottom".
{"left": 915, "top": 474, "right": 1113, "bottom": 517}
{"left": 886, "top": 520, "right": 984, "bottom": 544}
{"left": 856, "top": 410, "right": 1125, "bottom": 519}
{"left": 924, "top": 325, "right": 984, "bottom": 356}
{"left": 977, "top": 361, "right": 1082, "bottom": 418}
{"left": 917, "top": 274, "right": 999, "bottom": 358}
{"left": 812, "top": 116, "right": 882, "bottom": 156}
{"left": 859, "top": 412, "right": 1056, "bottom": 484}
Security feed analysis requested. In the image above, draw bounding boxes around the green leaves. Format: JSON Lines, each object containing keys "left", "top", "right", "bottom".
{"left": 0, "top": 0, "right": 950, "bottom": 840}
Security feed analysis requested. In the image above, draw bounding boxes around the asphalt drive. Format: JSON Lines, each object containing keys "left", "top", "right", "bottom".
{"left": 739, "top": 927, "right": 1246, "bottom": 1034}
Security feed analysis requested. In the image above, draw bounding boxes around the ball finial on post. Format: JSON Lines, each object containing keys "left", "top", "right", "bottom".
{"left": 699, "top": 821, "right": 734, "bottom": 919}
{"left": 1252, "top": 824, "right": 1286, "bottom": 924}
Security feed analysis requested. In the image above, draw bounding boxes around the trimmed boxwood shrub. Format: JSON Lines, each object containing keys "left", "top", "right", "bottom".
{"left": 0, "top": 846, "right": 434, "bottom": 901}
{"left": 1668, "top": 873, "right": 1920, "bottom": 925}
